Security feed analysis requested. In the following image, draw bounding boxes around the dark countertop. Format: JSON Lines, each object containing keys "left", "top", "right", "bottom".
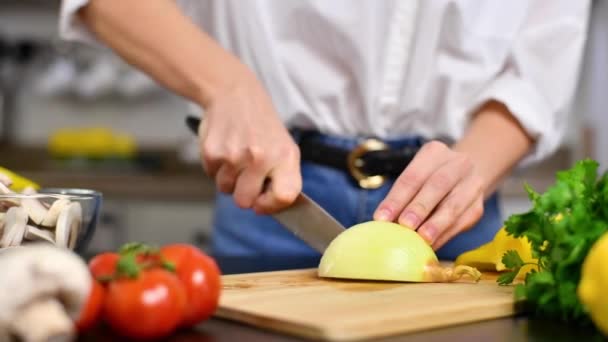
{"left": 79, "top": 316, "right": 604, "bottom": 342}
{"left": 77, "top": 257, "right": 606, "bottom": 342}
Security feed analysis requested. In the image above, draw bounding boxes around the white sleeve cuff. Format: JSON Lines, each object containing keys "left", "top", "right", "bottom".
{"left": 59, "top": 0, "right": 102, "bottom": 46}
{"left": 465, "top": 73, "right": 565, "bottom": 170}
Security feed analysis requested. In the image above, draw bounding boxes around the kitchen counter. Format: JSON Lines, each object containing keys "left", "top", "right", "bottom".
{"left": 0, "top": 144, "right": 216, "bottom": 200}
{"left": 80, "top": 316, "right": 601, "bottom": 342}
{"left": 78, "top": 257, "right": 603, "bottom": 342}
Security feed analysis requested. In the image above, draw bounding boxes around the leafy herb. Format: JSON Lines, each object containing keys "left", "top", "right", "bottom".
{"left": 497, "top": 250, "right": 524, "bottom": 285}
{"left": 498, "top": 159, "right": 608, "bottom": 324}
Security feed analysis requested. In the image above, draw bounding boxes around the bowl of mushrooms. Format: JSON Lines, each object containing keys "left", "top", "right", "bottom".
{"left": 0, "top": 184, "right": 102, "bottom": 252}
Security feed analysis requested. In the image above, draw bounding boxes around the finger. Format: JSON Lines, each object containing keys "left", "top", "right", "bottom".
{"left": 201, "top": 141, "right": 245, "bottom": 180}
{"left": 199, "top": 136, "right": 223, "bottom": 178}
{"left": 215, "top": 163, "right": 241, "bottom": 194}
{"left": 415, "top": 173, "right": 482, "bottom": 244}
{"left": 397, "top": 155, "right": 471, "bottom": 229}
{"left": 431, "top": 195, "right": 484, "bottom": 250}
{"left": 253, "top": 150, "right": 302, "bottom": 214}
{"left": 374, "top": 141, "right": 452, "bottom": 222}
{"left": 197, "top": 117, "right": 219, "bottom": 176}
{"left": 232, "top": 147, "right": 270, "bottom": 209}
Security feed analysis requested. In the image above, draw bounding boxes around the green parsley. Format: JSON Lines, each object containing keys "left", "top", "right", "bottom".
{"left": 496, "top": 250, "right": 526, "bottom": 286}
{"left": 497, "top": 159, "right": 608, "bottom": 324}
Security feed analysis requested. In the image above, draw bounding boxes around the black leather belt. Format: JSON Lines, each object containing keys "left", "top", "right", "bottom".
{"left": 294, "top": 131, "right": 421, "bottom": 189}
{"left": 185, "top": 116, "right": 422, "bottom": 190}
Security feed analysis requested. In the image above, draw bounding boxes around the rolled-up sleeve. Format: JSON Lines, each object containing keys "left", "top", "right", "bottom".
{"left": 59, "top": 0, "right": 101, "bottom": 45}
{"left": 470, "top": 1, "right": 591, "bottom": 168}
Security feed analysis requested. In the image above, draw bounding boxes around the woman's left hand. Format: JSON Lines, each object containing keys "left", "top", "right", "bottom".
{"left": 373, "top": 140, "right": 486, "bottom": 250}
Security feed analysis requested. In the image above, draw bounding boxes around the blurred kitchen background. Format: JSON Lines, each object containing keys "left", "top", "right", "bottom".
{"left": 1, "top": 1, "right": 607, "bottom": 256}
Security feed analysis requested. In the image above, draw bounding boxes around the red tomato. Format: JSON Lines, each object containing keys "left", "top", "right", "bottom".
{"left": 103, "top": 269, "right": 187, "bottom": 340}
{"left": 75, "top": 280, "right": 106, "bottom": 332}
{"left": 88, "top": 252, "right": 119, "bottom": 280}
{"left": 160, "top": 244, "right": 221, "bottom": 327}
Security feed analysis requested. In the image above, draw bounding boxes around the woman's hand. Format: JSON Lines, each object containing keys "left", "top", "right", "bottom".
{"left": 78, "top": 0, "right": 302, "bottom": 214}
{"left": 373, "top": 141, "right": 485, "bottom": 250}
{"left": 198, "top": 67, "right": 302, "bottom": 214}
{"left": 374, "top": 101, "right": 534, "bottom": 250}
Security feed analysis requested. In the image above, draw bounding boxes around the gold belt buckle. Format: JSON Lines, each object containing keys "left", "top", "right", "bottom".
{"left": 347, "top": 138, "right": 389, "bottom": 189}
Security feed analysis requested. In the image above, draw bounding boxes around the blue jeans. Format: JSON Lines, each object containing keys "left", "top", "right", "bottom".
{"left": 210, "top": 132, "right": 502, "bottom": 263}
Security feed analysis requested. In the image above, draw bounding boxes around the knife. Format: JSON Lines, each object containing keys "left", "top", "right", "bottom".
{"left": 184, "top": 115, "right": 346, "bottom": 253}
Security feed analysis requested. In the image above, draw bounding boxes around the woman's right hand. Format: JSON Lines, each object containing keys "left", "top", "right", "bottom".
{"left": 198, "top": 67, "right": 302, "bottom": 214}
{"left": 77, "top": 0, "right": 301, "bottom": 213}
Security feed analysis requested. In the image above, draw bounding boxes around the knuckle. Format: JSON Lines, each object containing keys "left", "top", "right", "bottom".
{"left": 380, "top": 198, "right": 401, "bottom": 212}
{"left": 429, "top": 172, "right": 452, "bottom": 190}
{"left": 410, "top": 201, "right": 429, "bottom": 215}
{"left": 471, "top": 201, "right": 484, "bottom": 220}
{"left": 451, "top": 154, "right": 471, "bottom": 169}
{"left": 473, "top": 201, "right": 485, "bottom": 220}
{"left": 276, "top": 144, "right": 300, "bottom": 164}
{"left": 395, "top": 171, "right": 422, "bottom": 190}
{"left": 471, "top": 179, "right": 485, "bottom": 198}
{"left": 459, "top": 155, "right": 474, "bottom": 171}
{"left": 442, "top": 201, "right": 460, "bottom": 220}
{"left": 224, "top": 147, "right": 242, "bottom": 165}
{"left": 423, "top": 140, "right": 448, "bottom": 153}
{"left": 247, "top": 145, "right": 266, "bottom": 165}
{"left": 201, "top": 142, "right": 220, "bottom": 161}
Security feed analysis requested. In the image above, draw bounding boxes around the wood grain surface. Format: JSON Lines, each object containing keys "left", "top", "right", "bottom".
{"left": 215, "top": 267, "right": 521, "bottom": 341}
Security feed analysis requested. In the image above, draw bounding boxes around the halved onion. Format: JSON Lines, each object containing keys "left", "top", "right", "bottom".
{"left": 318, "top": 221, "right": 481, "bottom": 283}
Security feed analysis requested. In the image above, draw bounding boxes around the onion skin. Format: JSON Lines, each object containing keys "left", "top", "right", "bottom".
{"left": 318, "top": 221, "right": 481, "bottom": 283}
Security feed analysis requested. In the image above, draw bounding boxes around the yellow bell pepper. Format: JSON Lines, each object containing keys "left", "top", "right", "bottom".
{"left": 454, "top": 226, "right": 537, "bottom": 279}
{"left": 0, "top": 167, "right": 40, "bottom": 192}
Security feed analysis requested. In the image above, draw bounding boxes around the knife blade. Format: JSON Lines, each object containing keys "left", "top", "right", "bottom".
{"left": 184, "top": 115, "right": 346, "bottom": 253}
{"left": 271, "top": 192, "right": 346, "bottom": 253}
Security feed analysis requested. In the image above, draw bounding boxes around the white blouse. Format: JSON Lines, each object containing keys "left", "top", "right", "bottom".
{"left": 59, "top": 0, "right": 590, "bottom": 167}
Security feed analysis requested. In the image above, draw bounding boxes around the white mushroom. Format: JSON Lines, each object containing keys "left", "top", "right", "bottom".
{"left": 0, "top": 183, "right": 20, "bottom": 212}
{"left": 0, "top": 173, "right": 12, "bottom": 187}
{"left": 0, "top": 244, "right": 92, "bottom": 342}
{"left": 0, "top": 207, "right": 27, "bottom": 248}
{"left": 40, "top": 199, "right": 71, "bottom": 228}
{"left": 55, "top": 202, "right": 82, "bottom": 249}
{"left": 20, "top": 187, "right": 49, "bottom": 226}
{"left": 24, "top": 225, "right": 56, "bottom": 244}
{"left": 0, "top": 199, "right": 20, "bottom": 212}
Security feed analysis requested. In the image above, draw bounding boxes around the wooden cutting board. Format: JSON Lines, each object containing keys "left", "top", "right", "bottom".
{"left": 215, "top": 266, "right": 522, "bottom": 341}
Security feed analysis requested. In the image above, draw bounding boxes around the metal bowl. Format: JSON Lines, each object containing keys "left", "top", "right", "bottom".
{"left": 0, "top": 188, "right": 102, "bottom": 253}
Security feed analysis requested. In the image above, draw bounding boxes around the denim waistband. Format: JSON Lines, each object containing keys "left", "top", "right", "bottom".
{"left": 289, "top": 128, "right": 427, "bottom": 150}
